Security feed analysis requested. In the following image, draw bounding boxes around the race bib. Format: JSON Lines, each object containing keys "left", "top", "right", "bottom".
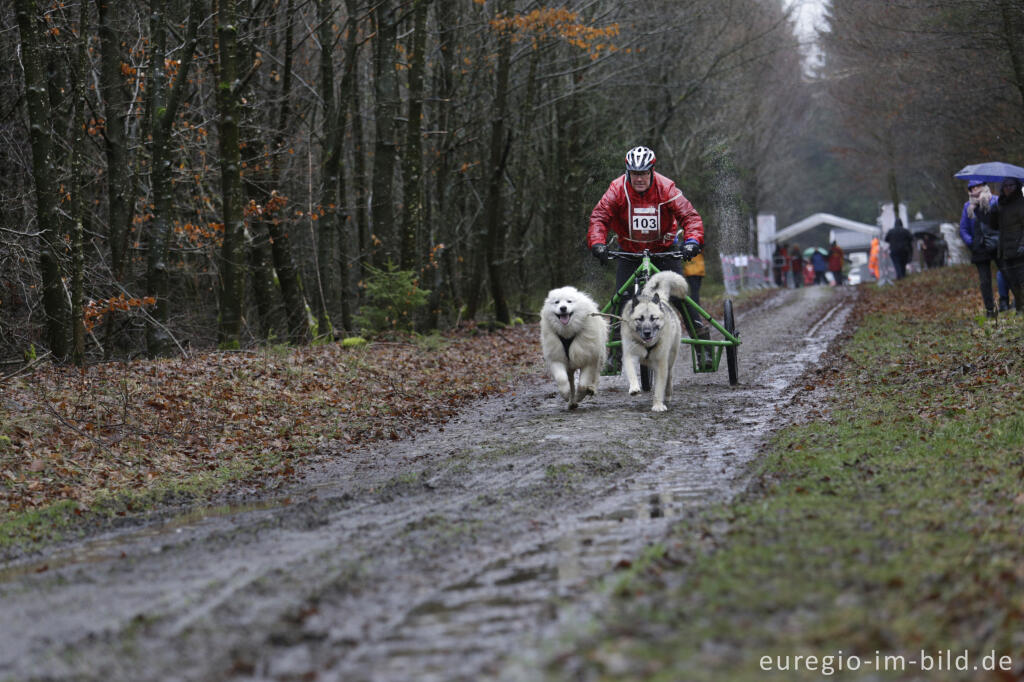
{"left": 629, "top": 206, "right": 660, "bottom": 241}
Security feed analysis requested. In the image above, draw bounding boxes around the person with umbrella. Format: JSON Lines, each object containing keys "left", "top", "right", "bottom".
{"left": 955, "top": 162, "right": 1024, "bottom": 184}
{"left": 959, "top": 179, "right": 1002, "bottom": 317}
{"left": 993, "top": 176, "right": 1024, "bottom": 314}
{"left": 955, "top": 162, "right": 1024, "bottom": 312}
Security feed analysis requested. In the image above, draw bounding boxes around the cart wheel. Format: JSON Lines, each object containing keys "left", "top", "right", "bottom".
{"left": 640, "top": 364, "right": 651, "bottom": 392}
{"left": 724, "top": 299, "right": 739, "bottom": 386}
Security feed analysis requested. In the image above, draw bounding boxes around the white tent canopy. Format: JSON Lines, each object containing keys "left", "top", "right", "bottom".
{"left": 830, "top": 229, "right": 875, "bottom": 252}
{"left": 772, "top": 213, "right": 881, "bottom": 243}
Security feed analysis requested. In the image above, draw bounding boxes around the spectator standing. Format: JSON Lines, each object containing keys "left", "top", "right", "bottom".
{"left": 772, "top": 244, "right": 786, "bottom": 287}
{"left": 810, "top": 248, "right": 828, "bottom": 285}
{"left": 993, "top": 177, "right": 1024, "bottom": 314}
{"left": 789, "top": 245, "right": 804, "bottom": 289}
{"left": 884, "top": 219, "right": 914, "bottom": 279}
{"left": 933, "top": 235, "right": 948, "bottom": 267}
{"left": 919, "top": 233, "right": 948, "bottom": 269}
{"left": 683, "top": 251, "right": 713, "bottom": 369}
{"left": 828, "top": 241, "right": 845, "bottom": 285}
{"left": 958, "top": 179, "right": 1001, "bottom": 317}
{"left": 917, "top": 234, "right": 931, "bottom": 269}
{"left": 869, "top": 237, "right": 881, "bottom": 281}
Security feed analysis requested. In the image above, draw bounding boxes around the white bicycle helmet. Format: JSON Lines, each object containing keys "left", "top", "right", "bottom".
{"left": 624, "top": 146, "right": 656, "bottom": 172}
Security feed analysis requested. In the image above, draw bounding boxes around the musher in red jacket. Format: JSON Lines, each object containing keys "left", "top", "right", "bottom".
{"left": 587, "top": 145, "right": 707, "bottom": 368}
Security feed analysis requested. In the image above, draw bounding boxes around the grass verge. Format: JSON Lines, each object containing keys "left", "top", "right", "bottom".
{"left": 548, "top": 266, "right": 1024, "bottom": 681}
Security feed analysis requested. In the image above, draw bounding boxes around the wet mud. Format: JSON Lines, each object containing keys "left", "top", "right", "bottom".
{"left": 0, "top": 285, "right": 855, "bottom": 681}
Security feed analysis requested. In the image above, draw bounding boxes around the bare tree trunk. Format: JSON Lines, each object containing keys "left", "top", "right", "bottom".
{"left": 482, "top": 0, "right": 513, "bottom": 324}
{"left": 245, "top": 226, "right": 277, "bottom": 338}
{"left": 887, "top": 133, "right": 901, "bottom": 220}
{"left": 333, "top": 5, "right": 366, "bottom": 332}
{"left": 400, "top": 0, "right": 430, "bottom": 271}
{"left": 997, "top": 0, "right": 1024, "bottom": 113}
{"left": 267, "top": 0, "right": 313, "bottom": 344}
{"left": 14, "top": 0, "right": 69, "bottom": 359}
{"left": 95, "top": 0, "right": 138, "bottom": 358}
{"left": 144, "top": 0, "right": 204, "bottom": 357}
{"left": 314, "top": 0, "right": 340, "bottom": 339}
{"left": 70, "top": 0, "right": 89, "bottom": 365}
{"left": 237, "top": 0, "right": 278, "bottom": 340}
{"left": 95, "top": 0, "right": 135, "bottom": 283}
{"left": 215, "top": 0, "right": 246, "bottom": 348}
{"left": 507, "top": 49, "right": 539, "bottom": 311}
{"left": 425, "top": 0, "right": 457, "bottom": 327}
{"left": 370, "top": 0, "right": 399, "bottom": 267}
{"left": 344, "top": 0, "right": 370, "bottom": 283}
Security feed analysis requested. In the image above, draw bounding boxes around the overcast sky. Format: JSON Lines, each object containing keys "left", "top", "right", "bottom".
{"left": 787, "top": 0, "right": 827, "bottom": 72}
{"left": 789, "top": 0, "right": 827, "bottom": 38}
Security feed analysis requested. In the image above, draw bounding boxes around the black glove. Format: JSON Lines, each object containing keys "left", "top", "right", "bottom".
{"left": 680, "top": 242, "right": 701, "bottom": 261}
{"left": 591, "top": 243, "right": 610, "bottom": 264}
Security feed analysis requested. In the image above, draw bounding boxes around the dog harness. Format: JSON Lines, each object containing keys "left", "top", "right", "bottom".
{"left": 559, "top": 334, "right": 575, "bottom": 359}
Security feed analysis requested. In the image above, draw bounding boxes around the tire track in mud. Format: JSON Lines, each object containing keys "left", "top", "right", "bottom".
{"left": 0, "top": 285, "right": 854, "bottom": 682}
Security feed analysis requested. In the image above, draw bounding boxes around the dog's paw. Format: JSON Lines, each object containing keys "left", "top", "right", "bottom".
{"left": 576, "top": 386, "right": 596, "bottom": 402}
{"left": 568, "top": 400, "right": 579, "bottom": 410}
{"left": 628, "top": 386, "right": 641, "bottom": 396}
{"left": 651, "top": 402, "right": 668, "bottom": 412}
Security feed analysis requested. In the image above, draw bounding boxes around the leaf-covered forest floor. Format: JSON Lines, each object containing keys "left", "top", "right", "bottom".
{"left": 545, "top": 265, "right": 1024, "bottom": 681}
{"left": 0, "top": 325, "right": 544, "bottom": 550}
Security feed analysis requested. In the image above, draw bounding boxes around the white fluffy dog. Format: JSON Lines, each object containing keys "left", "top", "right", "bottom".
{"left": 621, "top": 271, "right": 689, "bottom": 412}
{"left": 539, "top": 286, "right": 609, "bottom": 409}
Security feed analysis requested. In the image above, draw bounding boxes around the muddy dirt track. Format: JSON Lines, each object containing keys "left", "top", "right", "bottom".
{"left": 0, "top": 285, "right": 855, "bottom": 682}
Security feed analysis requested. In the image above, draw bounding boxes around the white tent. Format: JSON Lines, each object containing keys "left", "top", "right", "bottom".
{"left": 772, "top": 213, "right": 881, "bottom": 243}
{"left": 757, "top": 204, "right": 914, "bottom": 259}
{"left": 830, "top": 229, "right": 875, "bottom": 253}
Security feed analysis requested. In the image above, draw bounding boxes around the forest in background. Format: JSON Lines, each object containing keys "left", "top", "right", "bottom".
{"left": 1, "top": 0, "right": 1022, "bottom": 364}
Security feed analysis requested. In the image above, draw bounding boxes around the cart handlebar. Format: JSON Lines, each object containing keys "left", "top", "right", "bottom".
{"left": 605, "top": 249, "right": 688, "bottom": 261}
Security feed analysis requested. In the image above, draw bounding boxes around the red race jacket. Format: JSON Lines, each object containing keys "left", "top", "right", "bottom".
{"left": 587, "top": 172, "right": 704, "bottom": 252}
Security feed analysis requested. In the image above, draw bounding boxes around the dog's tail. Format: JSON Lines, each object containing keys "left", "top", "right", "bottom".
{"left": 643, "top": 270, "right": 689, "bottom": 301}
